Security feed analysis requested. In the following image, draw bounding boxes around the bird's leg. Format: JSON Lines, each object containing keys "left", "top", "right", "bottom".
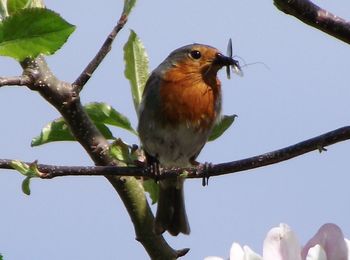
{"left": 197, "top": 162, "right": 213, "bottom": 187}
{"left": 190, "top": 158, "right": 212, "bottom": 186}
{"left": 151, "top": 161, "right": 161, "bottom": 182}
{"left": 144, "top": 152, "right": 161, "bottom": 182}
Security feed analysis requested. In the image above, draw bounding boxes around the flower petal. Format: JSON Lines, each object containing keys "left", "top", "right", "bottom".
{"left": 306, "top": 244, "right": 327, "bottom": 260}
{"left": 204, "top": 257, "right": 224, "bottom": 260}
{"left": 301, "top": 223, "right": 348, "bottom": 260}
{"left": 263, "top": 223, "right": 302, "bottom": 260}
{"left": 229, "top": 243, "right": 262, "bottom": 260}
{"left": 230, "top": 243, "right": 244, "bottom": 259}
{"left": 345, "top": 238, "right": 350, "bottom": 259}
{"left": 243, "top": 245, "right": 263, "bottom": 260}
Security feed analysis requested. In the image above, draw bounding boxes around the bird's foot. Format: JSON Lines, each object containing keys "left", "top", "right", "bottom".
{"left": 197, "top": 162, "right": 213, "bottom": 186}
{"left": 145, "top": 161, "right": 162, "bottom": 182}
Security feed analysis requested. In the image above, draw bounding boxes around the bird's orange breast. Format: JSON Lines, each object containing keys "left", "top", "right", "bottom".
{"left": 159, "top": 65, "right": 221, "bottom": 129}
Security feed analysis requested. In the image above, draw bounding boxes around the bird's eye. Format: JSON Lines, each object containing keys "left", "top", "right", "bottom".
{"left": 189, "top": 50, "right": 201, "bottom": 60}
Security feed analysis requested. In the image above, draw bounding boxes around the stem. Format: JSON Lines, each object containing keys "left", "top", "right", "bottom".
{"left": 72, "top": 14, "right": 128, "bottom": 92}
{"left": 0, "top": 75, "right": 32, "bottom": 87}
{"left": 1, "top": 126, "right": 349, "bottom": 179}
{"left": 274, "top": 0, "right": 350, "bottom": 44}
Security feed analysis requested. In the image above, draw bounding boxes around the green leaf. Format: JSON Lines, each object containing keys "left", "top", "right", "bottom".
{"left": 109, "top": 139, "right": 142, "bottom": 165}
{"left": 21, "top": 176, "right": 31, "bottom": 195}
{"left": 7, "top": 0, "right": 30, "bottom": 15}
{"left": 124, "top": 30, "right": 149, "bottom": 114}
{"left": 10, "top": 160, "right": 40, "bottom": 177}
{"left": 10, "top": 160, "right": 30, "bottom": 175}
{"left": 143, "top": 179, "right": 159, "bottom": 204}
{"left": 0, "top": 8, "right": 75, "bottom": 61}
{"left": 31, "top": 118, "right": 74, "bottom": 146}
{"left": 10, "top": 160, "right": 40, "bottom": 195}
{"left": 208, "top": 114, "right": 237, "bottom": 141}
{"left": 0, "top": 253, "right": 3, "bottom": 260}
{"left": 122, "top": 0, "right": 136, "bottom": 16}
{"left": 109, "top": 138, "right": 133, "bottom": 165}
{"left": 31, "top": 102, "right": 136, "bottom": 146}
{"left": 95, "top": 124, "right": 114, "bottom": 139}
{"left": 27, "top": 0, "right": 44, "bottom": 8}
{"left": 85, "top": 102, "right": 137, "bottom": 135}
{"left": 31, "top": 118, "right": 114, "bottom": 146}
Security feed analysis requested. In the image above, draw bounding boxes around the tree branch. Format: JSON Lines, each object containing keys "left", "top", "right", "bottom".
{"left": 274, "top": 0, "right": 350, "bottom": 44}
{"left": 0, "top": 75, "right": 32, "bottom": 87}
{"left": 2, "top": 126, "right": 349, "bottom": 180}
{"left": 72, "top": 12, "right": 128, "bottom": 93}
{"left": 18, "top": 56, "right": 183, "bottom": 259}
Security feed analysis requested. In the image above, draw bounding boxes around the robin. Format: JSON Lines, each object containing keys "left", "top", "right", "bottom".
{"left": 138, "top": 43, "right": 240, "bottom": 236}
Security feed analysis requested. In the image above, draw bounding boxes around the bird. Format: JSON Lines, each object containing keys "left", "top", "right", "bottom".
{"left": 137, "top": 43, "right": 240, "bottom": 236}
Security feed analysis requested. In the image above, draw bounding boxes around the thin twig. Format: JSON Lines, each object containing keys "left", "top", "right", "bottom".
{"left": 2, "top": 126, "right": 349, "bottom": 179}
{"left": 0, "top": 160, "right": 144, "bottom": 178}
{"left": 72, "top": 13, "right": 128, "bottom": 92}
{"left": 194, "top": 125, "right": 350, "bottom": 178}
{"left": 0, "top": 75, "right": 32, "bottom": 87}
{"left": 274, "top": 0, "right": 350, "bottom": 44}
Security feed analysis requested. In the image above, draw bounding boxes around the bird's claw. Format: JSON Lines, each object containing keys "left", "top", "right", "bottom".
{"left": 197, "top": 162, "right": 213, "bottom": 187}
{"left": 145, "top": 161, "right": 162, "bottom": 182}
{"left": 317, "top": 145, "right": 327, "bottom": 153}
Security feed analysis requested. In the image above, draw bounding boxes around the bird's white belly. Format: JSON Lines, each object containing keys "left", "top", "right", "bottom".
{"left": 142, "top": 123, "right": 210, "bottom": 167}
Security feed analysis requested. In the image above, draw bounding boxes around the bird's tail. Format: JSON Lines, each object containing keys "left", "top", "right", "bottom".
{"left": 154, "top": 178, "right": 190, "bottom": 236}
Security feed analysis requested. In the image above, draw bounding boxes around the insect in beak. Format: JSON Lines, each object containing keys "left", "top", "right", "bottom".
{"left": 226, "top": 38, "right": 243, "bottom": 79}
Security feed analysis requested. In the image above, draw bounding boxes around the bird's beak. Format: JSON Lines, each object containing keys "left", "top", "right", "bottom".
{"left": 213, "top": 53, "right": 236, "bottom": 67}
{"left": 214, "top": 53, "right": 243, "bottom": 77}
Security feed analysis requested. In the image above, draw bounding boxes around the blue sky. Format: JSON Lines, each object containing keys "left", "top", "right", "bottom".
{"left": 0, "top": 0, "right": 349, "bottom": 259}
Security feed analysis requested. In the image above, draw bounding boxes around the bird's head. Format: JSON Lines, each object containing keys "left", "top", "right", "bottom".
{"left": 159, "top": 44, "right": 238, "bottom": 84}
